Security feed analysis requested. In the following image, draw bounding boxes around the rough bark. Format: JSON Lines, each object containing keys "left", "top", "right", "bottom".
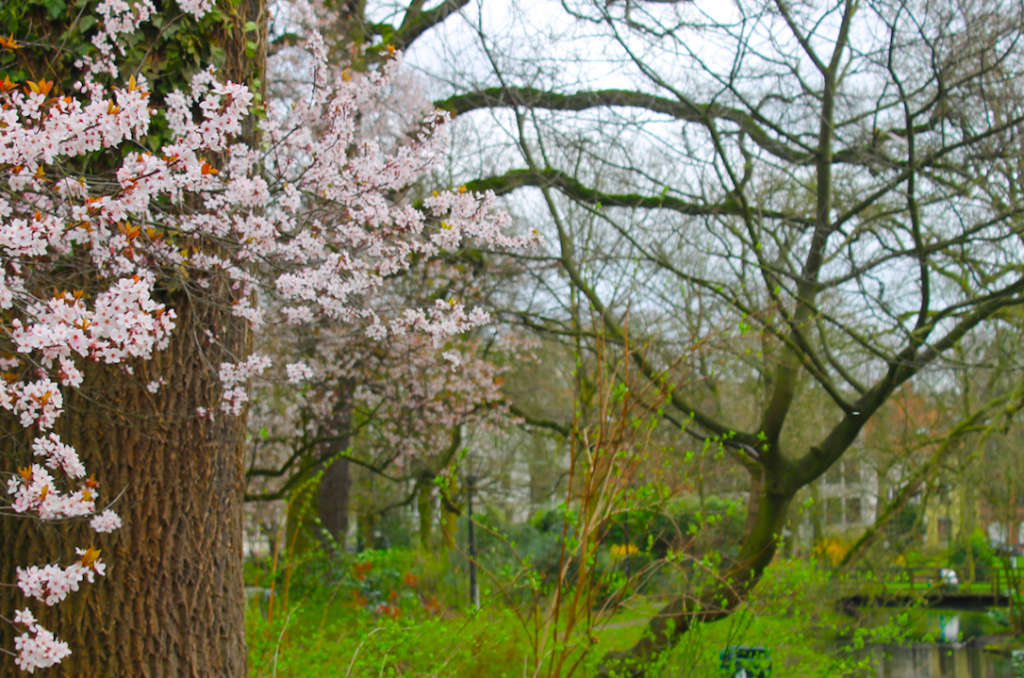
{"left": 214, "top": 0, "right": 268, "bottom": 103}
{"left": 0, "top": 293, "right": 249, "bottom": 678}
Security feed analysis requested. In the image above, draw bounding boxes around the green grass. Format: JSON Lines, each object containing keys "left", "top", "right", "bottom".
{"left": 245, "top": 555, "right": 930, "bottom": 678}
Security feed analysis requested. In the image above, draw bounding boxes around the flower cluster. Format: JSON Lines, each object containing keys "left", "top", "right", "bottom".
{"left": 17, "top": 547, "right": 106, "bottom": 607}
{"left": 246, "top": 325, "right": 534, "bottom": 502}
{"left": 6, "top": 465, "right": 96, "bottom": 520}
{"left": 219, "top": 355, "right": 273, "bottom": 415}
{"left": 90, "top": 509, "right": 122, "bottom": 533}
{"left": 285, "top": 362, "right": 314, "bottom": 383}
{"left": 0, "top": 379, "right": 63, "bottom": 430}
{"left": 32, "top": 434, "right": 84, "bottom": 479}
{"left": 9, "top": 280, "right": 175, "bottom": 368}
{"left": 12, "top": 609, "right": 70, "bottom": 673}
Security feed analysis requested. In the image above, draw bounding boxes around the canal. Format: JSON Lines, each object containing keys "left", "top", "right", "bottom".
{"left": 863, "top": 644, "right": 1011, "bottom": 678}
{"left": 851, "top": 611, "right": 1015, "bottom": 678}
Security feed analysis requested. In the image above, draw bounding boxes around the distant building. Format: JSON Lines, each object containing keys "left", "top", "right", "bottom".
{"left": 975, "top": 496, "right": 1024, "bottom": 552}
{"left": 796, "top": 455, "right": 879, "bottom": 543}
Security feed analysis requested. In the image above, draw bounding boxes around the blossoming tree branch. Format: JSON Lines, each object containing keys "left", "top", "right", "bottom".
{"left": 0, "top": 0, "right": 533, "bottom": 671}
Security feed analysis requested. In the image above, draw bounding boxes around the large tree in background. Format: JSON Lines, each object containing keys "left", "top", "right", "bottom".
{"left": 424, "top": 0, "right": 1024, "bottom": 672}
{"left": 248, "top": 0, "right": 487, "bottom": 551}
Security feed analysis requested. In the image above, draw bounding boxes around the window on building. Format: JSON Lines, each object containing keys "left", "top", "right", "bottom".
{"left": 988, "top": 521, "right": 1008, "bottom": 544}
{"left": 846, "top": 497, "right": 862, "bottom": 524}
{"left": 826, "top": 497, "right": 843, "bottom": 525}
{"left": 825, "top": 463, "right": 842, "bottom": 485}
{"left": 843, "top": 460, "right": 860, "bottom": 485}
{"left": 938, "top": 517, "right": 952, "bottom": 542}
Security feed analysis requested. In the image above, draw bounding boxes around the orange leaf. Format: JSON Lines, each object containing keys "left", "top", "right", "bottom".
{"left": 26, "top": 80, "right": 53, "bottom": 96}
{"left": 79, "top": 547, "right": 101, "bottom": 568}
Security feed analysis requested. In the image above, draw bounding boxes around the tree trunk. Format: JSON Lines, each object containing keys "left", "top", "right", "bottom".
{"left": 743, "top": 465, "right": 765, "bottom": 543}
{"left": 0, "top": 0, "right": 265, "bottom": 675}
{"left": 0, "top": 294, "right": 249, "bottom": 678}
{"left": 441, "top": 475, "right": 460, "bottom": 559}
{"left": 357, "top": 476, "right": 379, "bottom": 551}
{"left": 317, "top": 385, "right": 354, "bottom": 549}
{"left": 783, "top": 507, "right": 801, "bottom": 558}
{"left": 528, "top": 436, "right": 548, "bottom": 513}
{"left": 809, "top": 482, "right": 824, "bottom": 545}
{"left": 417, "top": 475, "right": 434, "bottom": 552}
{"left": 318, "top": 454, "right": 352, "bottom": 550}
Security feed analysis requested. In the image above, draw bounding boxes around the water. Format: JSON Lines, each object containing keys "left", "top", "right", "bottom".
{"left": 857, "top": 611, "right": 1014, "bottom": 678}
{"left": 866, "top": 644, "right": 1011, "bottom": 678}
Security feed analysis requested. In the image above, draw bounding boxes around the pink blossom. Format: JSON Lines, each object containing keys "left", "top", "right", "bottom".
{"left": 32, "top": 434, "right": 85, "bottom": 479}
{"left": 90, "top": 509, "right": 122, "bottom": 533}
{"left": 176, "top": 0, "right": 215, "bottom": 19}
{"left": 285, "top": 362, "right": 314, "bottom": 383}
{"left": 13, "top": 614, "right": 70, "bottom": 673}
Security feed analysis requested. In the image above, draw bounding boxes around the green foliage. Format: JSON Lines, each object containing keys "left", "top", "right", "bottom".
{"left": 245, "top": 548, "right": 539, "bottom": 678}
{"left": 0, "top": 0, "right": 259, "bottom": 165}
{"left": 949, "top": 529, "right": 996, "bottom": 581}
{"left": 987, "top": 606, "right": 1012, "bottom": 629}
{"left": 884, "top": 502, "right": 924, "bottom": 548}
{"left": 0, "top": 0, "right": 230, "bottom": 94}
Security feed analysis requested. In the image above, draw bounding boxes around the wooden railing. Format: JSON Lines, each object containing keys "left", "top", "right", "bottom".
{"left": 890, "top": 566, "right": 952, "bottom": 591}
{"left": 894, "top": 563, "right": 1016, "bottom": 604}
